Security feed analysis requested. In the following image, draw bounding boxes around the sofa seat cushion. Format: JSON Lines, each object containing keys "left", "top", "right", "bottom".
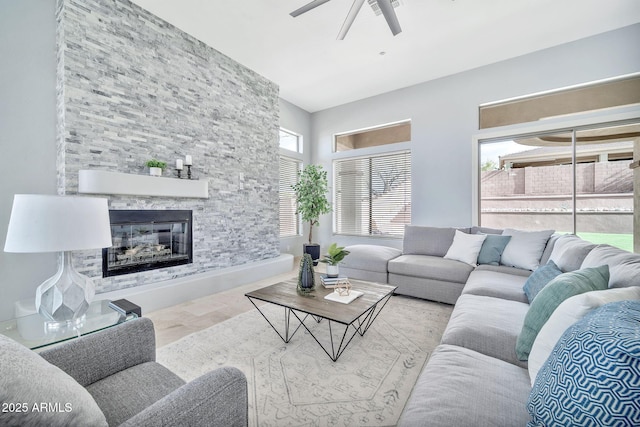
{"left": 462, "top": 269, "right": 529, "bottom": 303}
{"left": 398, "top": 344, "right": 531, "bottom": 427}
{"left": 340, "top": 244, "right": 401, "bottom": 273}
{"left": 87, "top": 361, "right": 185, "bottom": 426}
{"left": 388, "top": 254, "right": 474, "bottom": 284}
{"left": 441, "top": 294, "right": 530, "bottom": 367}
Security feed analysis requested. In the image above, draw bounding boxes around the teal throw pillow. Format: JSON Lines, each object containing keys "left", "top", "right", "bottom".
{"left": 527, "top": 300, "right": 640, "bottom": 427}
{"left": 477, "top": 235, "right": 511, "bottom": 266}
{"left": 523, "top": 260, "right": 563, "bottom": 303}
{"left": 516, "top": 265, "right": 609, "bottom": 361}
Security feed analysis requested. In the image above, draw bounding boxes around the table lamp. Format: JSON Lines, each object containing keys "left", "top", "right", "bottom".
{"left": 4, "top": 194, "right": 112, "bottom": 324}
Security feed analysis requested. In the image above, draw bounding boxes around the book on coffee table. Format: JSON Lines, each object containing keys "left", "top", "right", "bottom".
{"left": 324, "top": 290, "right": 363, "bottom": 304}
{"left": 320, "top": 274, "right": 348, "bottom": 288}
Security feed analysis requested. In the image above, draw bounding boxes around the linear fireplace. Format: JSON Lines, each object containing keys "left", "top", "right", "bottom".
{"left": 103, "top": 210, "right": 193, "bottom": 277}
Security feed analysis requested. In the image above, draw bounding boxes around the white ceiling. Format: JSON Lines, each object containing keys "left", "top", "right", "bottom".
{"left": 130, "top": 0, "right": 640, "bottom": 113}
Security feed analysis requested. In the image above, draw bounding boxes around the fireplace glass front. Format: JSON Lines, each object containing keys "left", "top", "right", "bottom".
{"left": 103, "top": 210, "right": 193, "bottom": 277}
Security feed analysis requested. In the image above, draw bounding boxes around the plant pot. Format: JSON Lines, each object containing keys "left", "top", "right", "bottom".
{"left": 326, "top": 264, "right": 339, "bottom": 278}
{"left": 149, "top": 167, "right": 162, "bottom": 177}
{"left": 303, "top": 243, "right": 320, "bottom": 266}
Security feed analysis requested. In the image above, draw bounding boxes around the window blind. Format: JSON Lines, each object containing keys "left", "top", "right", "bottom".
{"left": 335, "top": 151, "right": 411, "bottom": 237}
{"left": 279, "top": 156, "right": 301, "bottom": 237}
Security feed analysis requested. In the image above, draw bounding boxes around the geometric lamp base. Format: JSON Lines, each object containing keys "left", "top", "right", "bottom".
{"left": 35, "top": 251, "right": 95, "bottom": 324}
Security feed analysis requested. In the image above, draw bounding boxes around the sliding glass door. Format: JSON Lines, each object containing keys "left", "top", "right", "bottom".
{"left": 479, "top": 120, "right": 638, "bottom": 252}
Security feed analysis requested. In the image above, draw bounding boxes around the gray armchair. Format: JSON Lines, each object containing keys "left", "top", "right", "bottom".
{"left": 1, "top": 317, "right": 248, "bottom": 427}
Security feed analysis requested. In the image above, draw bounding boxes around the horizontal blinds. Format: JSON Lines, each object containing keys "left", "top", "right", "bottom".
{"left": 279, "top": 156, "right": 301, "bottom": 237}
{"left": 335, "top": 151, "right": 411, "bottom": 237}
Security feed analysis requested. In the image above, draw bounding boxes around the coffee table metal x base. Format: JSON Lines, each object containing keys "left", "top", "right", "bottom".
{"left": 247, "top": 293, "right": 393, "bottom": 362}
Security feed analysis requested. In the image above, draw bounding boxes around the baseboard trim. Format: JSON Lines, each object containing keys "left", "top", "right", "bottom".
{"left": 98, "top": 254, "right": 294, "bottom": 314}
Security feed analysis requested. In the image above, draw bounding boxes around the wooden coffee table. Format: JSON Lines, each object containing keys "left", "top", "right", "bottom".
{"left": 245, "top": 278, "right": 397, "bottom": 361}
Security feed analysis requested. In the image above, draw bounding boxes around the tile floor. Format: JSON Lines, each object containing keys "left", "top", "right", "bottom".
{"left": 147, "top": 262, "right": 304, "bottom": 347}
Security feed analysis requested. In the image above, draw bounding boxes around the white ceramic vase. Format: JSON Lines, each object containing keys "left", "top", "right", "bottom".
{"left": 149, "top": 167, "right": 162, "bottom": 177}
{"left": 326, "top": 264, "right": 339, "bottom": 278}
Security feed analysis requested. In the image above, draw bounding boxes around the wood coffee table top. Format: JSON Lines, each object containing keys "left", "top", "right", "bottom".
{"left": 245, "top": 278, "right": 397, "bottom": 325}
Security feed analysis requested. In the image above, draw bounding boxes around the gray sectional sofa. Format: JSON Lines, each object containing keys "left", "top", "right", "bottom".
{"left": 341, "top": 226, "right": 640, "bottom": 426}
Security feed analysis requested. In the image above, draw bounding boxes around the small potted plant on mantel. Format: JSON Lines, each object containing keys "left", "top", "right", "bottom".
{"left": 320, "top": 243, "right": 350, "bottom": 278}
{"left": 292, "top": 164, "right": 332, "bottom": 265}
{"left": 146, "top": 159, "right": 167, "bottom": 177}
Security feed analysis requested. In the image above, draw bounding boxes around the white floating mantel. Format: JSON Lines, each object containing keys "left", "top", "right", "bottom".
{"left": 78, "top": 170, "right": 209, "bottom": 198}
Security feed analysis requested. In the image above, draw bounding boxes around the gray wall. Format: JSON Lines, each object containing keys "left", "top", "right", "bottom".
{"left": 311, "top": 24, "right": 640, "bottom": 251}
{"left": 0, "top": 0, "right": 58, "bottom": 321}
{"left": 278, "top": 98, "right": 312, "bottom": 256}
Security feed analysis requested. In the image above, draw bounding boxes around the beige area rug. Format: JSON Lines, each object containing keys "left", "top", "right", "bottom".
{"left": 157, "top": 292, "right": 452, "bottom": 427}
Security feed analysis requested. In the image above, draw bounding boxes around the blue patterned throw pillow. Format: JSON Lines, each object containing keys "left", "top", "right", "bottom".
{"left": 522, "top": 260, "right": 563, "bottom": 303}
{"left": 527, "top": 300, "right": 640, "bottom": 427}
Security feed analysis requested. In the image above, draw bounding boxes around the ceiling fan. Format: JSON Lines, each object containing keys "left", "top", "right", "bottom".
{"left": 290, "top": 0, "right": 402, "bottom": 40}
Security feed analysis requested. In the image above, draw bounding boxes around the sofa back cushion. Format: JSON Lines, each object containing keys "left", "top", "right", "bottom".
{"left": 0, "top": 334, "right": 108, "bottom": 427}
{"left": 581, "top": 244, "right": 640, "bottom": 288}
{"left": 527, "top": 286, "right": 640, "bottom": 385}
{"left": 527, "top": 300, "right": 640, "bottom": 427}
{"left": 500, "top": 229, "right": 555, "bottom": 271}
{"left": 515, "top": 265, "right": 610, "bottom": 361}
{"left": 549, "top": 234, "right": 596, "bottom": 272}
{"left": 403, "top": 226, "right": 457, "bottom": 257}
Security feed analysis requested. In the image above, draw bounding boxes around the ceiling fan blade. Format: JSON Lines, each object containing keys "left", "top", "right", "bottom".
{"left": 290, "top": 0, "right": 333, "bottom": 17}
{"left": 337, "top": 0, "right": 366, "bottom": 40}
{"left": 376, "top": 0, "right": 402, "bottom": 36}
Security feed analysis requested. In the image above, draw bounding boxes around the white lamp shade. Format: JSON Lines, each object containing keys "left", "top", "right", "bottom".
{"left": 4, "top": 195, "right": 113, "bottom": 253}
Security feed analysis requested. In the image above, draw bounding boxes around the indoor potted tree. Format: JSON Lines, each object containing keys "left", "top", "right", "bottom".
{"left": 292, "top": 164, "right": 331, "bottom": 265}
{"left": 320, "top": 243, "right": 350, "bottom": 278}
{"left": 146, "top": 159, "right": 167, "bottom": 176}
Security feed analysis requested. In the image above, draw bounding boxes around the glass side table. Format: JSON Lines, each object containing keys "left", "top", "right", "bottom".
{"left": 0, "top": 299, "right": 137, "bottom": 350}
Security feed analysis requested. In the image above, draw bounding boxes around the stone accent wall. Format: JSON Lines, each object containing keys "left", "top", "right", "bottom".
{"left": 56, "top": 0, "right": 280, "bottom": 293}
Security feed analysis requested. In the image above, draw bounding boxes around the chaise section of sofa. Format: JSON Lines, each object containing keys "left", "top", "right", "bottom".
{"left": 398, "top": 344, "right": 532, "bottom": 427}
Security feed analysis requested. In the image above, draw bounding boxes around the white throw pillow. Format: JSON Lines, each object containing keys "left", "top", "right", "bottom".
{"left": 500, "top": 229, "right": 554, "bottom": 271}
{"left": 443, "top": 230, "right": 486, "bottom": 266}
{"left": 528, "top": 286, "right": 640, "bottom": 385}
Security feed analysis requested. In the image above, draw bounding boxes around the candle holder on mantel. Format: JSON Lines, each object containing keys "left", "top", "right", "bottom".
{"left": 175, "top": 169, "right": 182, "bottom": 179}
{"left": 186, "top": 165, "right": 192, "bottom": 180}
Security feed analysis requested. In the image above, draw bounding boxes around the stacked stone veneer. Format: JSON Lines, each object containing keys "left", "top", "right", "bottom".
{"left": 56, "top": 0, "right": 280, "bottom": 293}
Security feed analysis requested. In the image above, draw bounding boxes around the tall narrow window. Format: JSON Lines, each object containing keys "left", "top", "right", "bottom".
{"left": 335, "top": 151, "right": 411, "bottom": 237}
{"left": 280, "top": 128, "right": 302, "bottom": 153}
{"left": 279, "top": 156, "right": 301, "bottom": 237}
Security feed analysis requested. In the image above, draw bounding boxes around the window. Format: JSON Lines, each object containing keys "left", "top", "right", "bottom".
{"left": 335, "top": 120, "right": 411, "bottom": 152}
{"left": 479, "top": 121, "right": 638, "bottom": 252}
{"left": 280, "top": 128, "right": 302, "bottom": 153}
{"left": 279, "top": 156, "right": 301, "bottom": 237}
{"left": 335, "top": 151, "right": 411, "bottom": 237}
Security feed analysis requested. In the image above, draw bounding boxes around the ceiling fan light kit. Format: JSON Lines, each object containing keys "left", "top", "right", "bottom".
{"left": 291, "top": 0, "right": 402, "bottom": 40}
